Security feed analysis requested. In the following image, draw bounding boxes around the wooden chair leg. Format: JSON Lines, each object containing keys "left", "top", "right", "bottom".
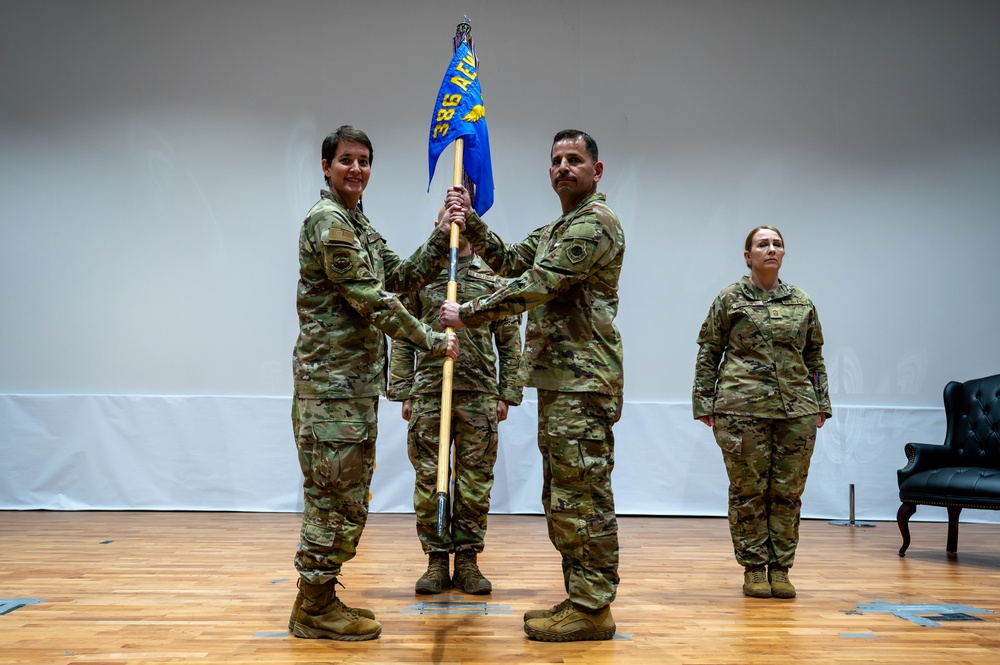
{"left": 897, "top": 503, "right": 917, "bottom": 557}
{"left": 946, "top": 506, "right": 962, "bottom": 553}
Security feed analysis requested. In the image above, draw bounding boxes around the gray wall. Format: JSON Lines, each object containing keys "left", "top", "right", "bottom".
{"left": 2, "top": 1, "right": 999, "bottom": 515}
{"left": 4, "top": 0, "right": 998, "bottom": 404}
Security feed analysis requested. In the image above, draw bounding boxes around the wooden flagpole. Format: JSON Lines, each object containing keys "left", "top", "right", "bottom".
{"left": 436, "top": 19, "right": 472, "bottom": 536}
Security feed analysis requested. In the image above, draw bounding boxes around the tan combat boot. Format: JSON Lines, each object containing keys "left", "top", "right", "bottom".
{"left": 290, "top": 579, "right": 381, "bottom": 641}
{"left": 523, "top": 598, "right": 573, "bottom": 622}
{"left": 288, "top": 579, "right": 375, "bottom": 632}
{"left": 414, "top": 552, "right": 451, "bottom": 595}
{"left": 768, "top": 564, "right": 796, "bottom": 599}
{"left": 524, "top": 600, "right": 616, "bottom": 642}
{"left": 452, "top": 550, "right": 492, "bottom": 594}
{"left": 743, "top": 565, "right": 771, "bottom": 598}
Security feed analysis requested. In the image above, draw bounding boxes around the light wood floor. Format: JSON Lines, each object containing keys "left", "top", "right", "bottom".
{"left": 1, "top": 511, "right": 998, "bottom": 665}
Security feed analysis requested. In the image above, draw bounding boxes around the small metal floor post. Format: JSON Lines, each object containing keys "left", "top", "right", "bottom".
{"left": 829, "top": 483, "right": 876, "bottom": 527}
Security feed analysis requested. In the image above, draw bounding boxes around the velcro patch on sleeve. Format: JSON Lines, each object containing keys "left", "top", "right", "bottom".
{"left": 324, "top": 228, "right": 356, "bottom": 246}
{"left": 565, "top": 223, "right": 599, "bottom": 240}
{"left": 329, "top": 250, "right": 357, "bottom": 275}
{"left": 566, "top": 239, "right": 595, "bottom": 264}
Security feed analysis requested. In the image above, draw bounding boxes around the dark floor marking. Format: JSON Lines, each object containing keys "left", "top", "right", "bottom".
{"left": 856, "top": 602, "right": 995, "bottom": 627}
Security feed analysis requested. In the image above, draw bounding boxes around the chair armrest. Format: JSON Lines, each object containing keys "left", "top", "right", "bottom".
{"left": 897, "top": 442, "right": 958, "bottom": 483}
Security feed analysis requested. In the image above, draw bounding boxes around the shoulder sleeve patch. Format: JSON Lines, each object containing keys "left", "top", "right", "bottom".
{"left": 324, "top": 227, "right": 356, "bottom": 246}
{"left": 564, "top": 223, "right": 599, "bottom": 240}
{"left": 564, "top": 238, "right": 595, "bottom": 264}
{"left": 329, "top": 249, "right": 356, "bottom": 275}
{"left": 321, "top": 225, "right": 360, "bottom": 277}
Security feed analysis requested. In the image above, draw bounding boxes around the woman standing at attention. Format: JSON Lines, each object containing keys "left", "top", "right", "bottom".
{"left": 692, "top": 226, "right": 831, "bottom": 599}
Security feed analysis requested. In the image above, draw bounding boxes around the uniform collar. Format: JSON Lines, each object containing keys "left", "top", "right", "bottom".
{"left": 561, "top": 192, "right": 606, "bottom": 220}
{"left": 739, "top": 274, "right": 792, "bottom": 301}
{"left": 320, "top": 189, "right": 366, "bottom": 223}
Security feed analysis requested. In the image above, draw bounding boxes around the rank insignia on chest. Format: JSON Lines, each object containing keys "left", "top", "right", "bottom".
{"left": 770, "top": 308, "right": 782, "bottom": 318}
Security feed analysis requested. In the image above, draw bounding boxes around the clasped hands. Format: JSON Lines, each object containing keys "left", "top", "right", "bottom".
{"left": 436, "top": 185, "right": 472, "bottom": 239}
{"left": 439, "top": 185, "right": 471, "bottom": 334}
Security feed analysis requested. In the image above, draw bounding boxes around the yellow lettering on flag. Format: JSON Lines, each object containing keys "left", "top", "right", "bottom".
{"left": 455, "top": 62, "right": 477, "bottom": 80}
{"left": 442, "top": 94, "right": 462, "bottom": 107}
{"left": 432, "top": 123, "right": 450, "bottom": 139}
{"left": 450, "top": 76, "right": 472, "bottom": 92}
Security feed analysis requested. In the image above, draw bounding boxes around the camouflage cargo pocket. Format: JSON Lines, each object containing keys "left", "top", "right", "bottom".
{"left": 301, "top": 510, "right": 342, "bottom": 549}
{"left": 583, "top": 511, "right": 618, "bottom": 558}
{"left": 310, "top": 420, "right": 368, "bottom": 490}
{"left": 714, "top": 428, "right": 742, "bottom": 455}
{"left": 585, "top": 511, "right": 617, "bottom": 537}
{"left": 546, "top": 417, "right": 606, "bottom": 484}
{"left": 406, "top": 412, "right": 438, "bottom": 469}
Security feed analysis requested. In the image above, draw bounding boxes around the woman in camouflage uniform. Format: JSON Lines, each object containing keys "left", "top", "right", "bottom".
{"left": 289, "top": 126, "right": 460, "bottom": 641}
{"left": 692, "top": 226, "right": 831, "bottom": 599}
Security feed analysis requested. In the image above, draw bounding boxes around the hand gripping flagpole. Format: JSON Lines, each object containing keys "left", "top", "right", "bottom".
{"left": 435, "top": 141, "right": 462, "bottom": 536}
{"left": 436, "top": 18, "right": 474, "bottom": 537}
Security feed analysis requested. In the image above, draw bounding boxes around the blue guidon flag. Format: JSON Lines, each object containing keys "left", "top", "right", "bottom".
{"left": 427, "top": 41, "right": 494, "bottom": 216}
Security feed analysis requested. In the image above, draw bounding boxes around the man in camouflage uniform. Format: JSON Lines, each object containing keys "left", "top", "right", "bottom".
{"left": 692, "top": 225, "right": 831, "bottom": 599}
{"left": 441, "top": 130, "right": 625, "bottom": 642}
{"left": 388, "top": 208, "right": 523, "bottom": 596}
{"left": 290, "top": 126, "right": 460, "bottom": 641}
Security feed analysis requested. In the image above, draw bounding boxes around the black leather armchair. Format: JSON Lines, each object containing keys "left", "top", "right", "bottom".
{"left": 896, "top": 373, "right": 1000, "bottom": 556}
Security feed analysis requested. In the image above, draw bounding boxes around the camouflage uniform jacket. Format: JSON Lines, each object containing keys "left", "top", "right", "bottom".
{"left": 293, "top": 190, "right": 451, "bottom": 398}
{"left": 692, "top": 276, "right": 832, "bottom": 419}
{"left": 458, "top": 192, "right": 625, "bottom": 396}
{"left": 386, "top": 253, "right": 523, "bottom": 405}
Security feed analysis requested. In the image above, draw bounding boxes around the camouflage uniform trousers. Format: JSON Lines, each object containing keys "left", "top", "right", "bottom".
{"left": 537, "top": 389, "right": 622, "bottom": 611}
{"left": 292, "top": 395, "right": 378, "bottom": 583}
{"left": 407, "top": 391, "right": 499, "bottom": 553}
{"left": 713, "top": 413, "right": 818, "bottom": 569}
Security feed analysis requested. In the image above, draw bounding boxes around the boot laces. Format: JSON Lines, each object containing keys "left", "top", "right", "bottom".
{"left": 553, "top": 598, "right": 573, "bottom": 614}
{"left": 460, "top": 560, "right": 483, "bottom": 576}
{"left": 332, "top": 594, "right": 360, "bottom": 620}
{"left": 551, "top": 599, "right": 578, "bottom": 619}
{"left": 456, "top": 553, "right": 483, "bottom": 577}
{"left": 424, "top": 556, "right": 449, "bottom": 582}
{"left": 749, "top": 568, "right": 768, "bottom": 584}
{"left": 328, "top": 579, "right": 360, "bottom": 619}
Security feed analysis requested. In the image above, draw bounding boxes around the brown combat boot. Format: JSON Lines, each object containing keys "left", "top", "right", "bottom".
{"left": 288, "top": 579, "right": 375, "bottom": 632}
{"left": 452, "top": 550, "right": 492, "bottom": 594}
{"left": 743, "top": 565, "right": 772, "bottom": 598}
{"left": 524, "top": 600, "right": 616, "bottom": 642}
{"left": 523, "top": 598, "right": 573, "bottom": 622}
{"left": 768, "top": 564, "right": 796, "bottom": 598}
{"left": 290, "top": 579, "right": 381, "bottom": 641}
{"left": 414, "top": 552, "right": 451, "bottom": 595}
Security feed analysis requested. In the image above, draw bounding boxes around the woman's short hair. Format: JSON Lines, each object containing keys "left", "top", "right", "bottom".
{"left": 321, "top": 125, "right": 373, "bottom": 166}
